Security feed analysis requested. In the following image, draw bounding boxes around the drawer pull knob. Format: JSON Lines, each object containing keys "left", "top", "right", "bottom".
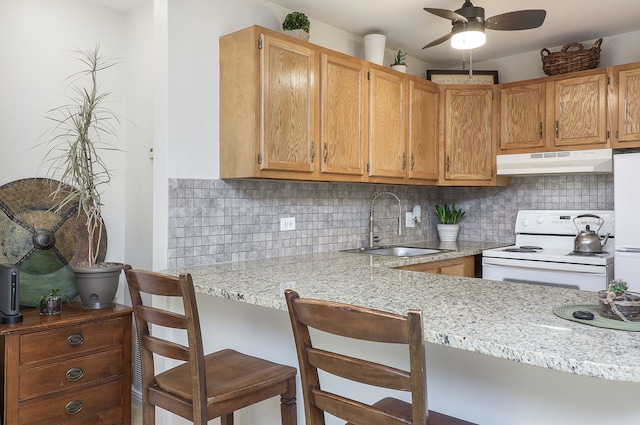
{"left": 65, "top": 400, "right": 83, "bottom": 415}
{"left": 66, "top": 367, "right": 84, "bottom": 382}
{"left": 67, "top": 334, "right": 84, "bottom": 347}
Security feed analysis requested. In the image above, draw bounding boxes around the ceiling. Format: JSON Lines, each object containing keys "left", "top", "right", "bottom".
{"left": 86, "top": 0, "right": 640, "bottom": 69}
{"left": 270, "top": 0, "right": 640, "bottom": 68}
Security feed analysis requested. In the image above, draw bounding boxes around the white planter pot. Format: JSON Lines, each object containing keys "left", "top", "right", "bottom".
{"left": 390, "top": 64, "right": 407, "bottom": 73}
{"left": 364, "top": 34, "right": 386, "bottom": 65}
{"left": 283, "top": 29, "right": 309, "bottom": 41}
{"left": 437, "top": 224, "right": 460, "bottom": 242}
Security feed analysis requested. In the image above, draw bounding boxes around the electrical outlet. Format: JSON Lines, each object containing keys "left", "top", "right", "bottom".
{"left": 280, "top": 217, "right": 296, "bottom": 231}
{"left": 405, "top": 212, "right": 415, "bottom": 228}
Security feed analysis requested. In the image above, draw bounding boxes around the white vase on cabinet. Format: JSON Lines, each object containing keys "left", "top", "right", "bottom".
{"left": 364, "top": 34, "right": 386, "bottom": 65}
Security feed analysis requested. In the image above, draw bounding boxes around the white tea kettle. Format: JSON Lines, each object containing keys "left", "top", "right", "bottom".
{"left": 573, "top": 214, "right": 610, "bottom": 253}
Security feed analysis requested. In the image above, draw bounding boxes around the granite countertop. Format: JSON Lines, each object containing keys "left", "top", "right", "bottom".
{"left": 166, "top": 240, "right": 640, "bottom": 383}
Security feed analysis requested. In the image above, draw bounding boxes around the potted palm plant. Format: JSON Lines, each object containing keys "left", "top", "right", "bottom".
{"left": 40, "top": 45, "right": 124, "bottom": 309}
{"left": 282, "top": 11, "right": 311, "bottom": 41}
{"left": 434, "top": 203, "right": 466, "bottom": 242}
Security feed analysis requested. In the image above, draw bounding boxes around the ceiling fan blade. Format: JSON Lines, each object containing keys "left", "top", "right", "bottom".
{"left": 422, "top": 32, "right": 454, "bottom": 49}
{"left": 485, "top": 9, "right": 546, "bottom": 31}
{"left": 423, "top": 8, "right": 467, "bottom": 23}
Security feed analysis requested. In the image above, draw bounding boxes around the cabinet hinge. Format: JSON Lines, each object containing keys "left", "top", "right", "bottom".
{"left": 258, "top": 37, "right": 263, "bottom": 49}
{"left": 257, "top": 153, "right": 262, "bottom": 164}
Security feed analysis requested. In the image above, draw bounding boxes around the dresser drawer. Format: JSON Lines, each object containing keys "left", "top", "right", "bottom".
{"left": 62, "top": 406, "right": 123, "bottom": 425}
{"left": 19, "top": 317, "right": 124, "bottom": 365}
{"left": 19, "top": 348, "right": 123, "bottom": 401}
{"left": 18, "top": 379, "right": 122, "bottom": 425}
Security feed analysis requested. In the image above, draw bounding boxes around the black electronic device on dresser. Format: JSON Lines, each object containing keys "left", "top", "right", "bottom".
{"left": 0, "top": 263, "right": 22, "bottom": 323}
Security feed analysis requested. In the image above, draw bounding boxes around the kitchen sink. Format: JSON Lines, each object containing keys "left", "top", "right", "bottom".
{"left": 342, "top": 246, "right": 450, "bottom": 257}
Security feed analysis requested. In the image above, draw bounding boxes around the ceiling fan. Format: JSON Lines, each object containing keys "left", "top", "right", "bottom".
{"left": 423, "top": 1, "right": 546, "bottom": 50}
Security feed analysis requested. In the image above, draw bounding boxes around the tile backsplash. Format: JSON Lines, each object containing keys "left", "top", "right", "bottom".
{"left": 168, "top": 175, "right": 613, "bottom": 268}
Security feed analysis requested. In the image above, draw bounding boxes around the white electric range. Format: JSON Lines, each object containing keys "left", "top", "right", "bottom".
{"left": 482, "top": 210, "right": 614, "bottom": 291}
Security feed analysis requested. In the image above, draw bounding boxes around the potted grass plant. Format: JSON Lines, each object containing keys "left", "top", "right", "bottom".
{"left": 282, "top": 11, "right": 311, "bottom": 41}
{"left": 40, "top": 45, "right": 124, "bottom": 309}
{"left": 434, "top": 202, "right": 466, "bottom": 242}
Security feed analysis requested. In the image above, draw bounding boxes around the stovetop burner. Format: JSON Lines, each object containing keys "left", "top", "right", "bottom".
{"left": 503, "top": 246, "right": 543, "bottom": 253}
{"left": 569, "top": 251, "right": 610, "bottom": 257}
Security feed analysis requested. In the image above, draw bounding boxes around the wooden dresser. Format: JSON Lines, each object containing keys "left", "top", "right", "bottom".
{"left": 0, "top": 303, "right": 133, "bottom": 425}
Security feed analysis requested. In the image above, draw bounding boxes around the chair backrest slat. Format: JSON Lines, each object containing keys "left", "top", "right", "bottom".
{"left": 307, "top": 348, "right": 411, "bottom": 391}
{"left": 136, "top": 304, "right": 188, "bottom": 330}
{"left": 293, "top": 299, "right": 409, "bottom": 343}
{"left": 312, "top": 389, "right": 409, "bottom": 425}
{"left": 142, "top": 334, "right": 190, "bottom": 362}
{"left": 285, "top": 290, "right": 427, "bottom": 425}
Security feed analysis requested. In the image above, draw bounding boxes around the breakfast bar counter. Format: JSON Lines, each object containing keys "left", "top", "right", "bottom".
{"left": 160, "top": 241, "right": 640, "bottom": 425}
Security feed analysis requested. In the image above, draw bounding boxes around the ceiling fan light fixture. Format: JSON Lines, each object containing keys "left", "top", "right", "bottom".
{"left": 451, "top": 21, "right": 486, "bottom": 50}
{"left": 451, "top": 30, "right": 486, "bottom": 49}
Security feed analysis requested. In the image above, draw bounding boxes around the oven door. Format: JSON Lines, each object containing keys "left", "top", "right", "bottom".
{"left": 482, "top": 256, "right": 612, "bottom": 291}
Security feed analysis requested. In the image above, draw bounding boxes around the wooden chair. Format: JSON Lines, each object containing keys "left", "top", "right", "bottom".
{"left": 285, "top": 290, "right": 477, "bottom": 425}
{"left": 125, "top": 266, "right": 297, "bottom": 425}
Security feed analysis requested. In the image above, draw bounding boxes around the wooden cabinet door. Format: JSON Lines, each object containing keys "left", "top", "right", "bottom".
{"left": 368, "top": 68, "right": 407, "bottom": 178}
{"left": 260, "top": 34, "right": 317, "bottom": 172}
{"left": 319, "top": 52, "right": 367, "bottom": 176}
{"left": 442, "top": 87, "right": 494, "bottom": 181}
{"left": 408, "top": 79, "right": 439, "bottom": 180}
{"left": 613, "top": 65, "right": 640, "bottom": 147}
{"left": 500, "top": 82, "right": 546, "bottom": 152}
{"left": 552, "top": 72, "right": 607, "bottom": 147}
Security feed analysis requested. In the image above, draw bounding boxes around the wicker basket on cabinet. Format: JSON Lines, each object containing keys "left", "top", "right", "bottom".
{"left": 541, "top": 38, "right": 602, "bottom": 76}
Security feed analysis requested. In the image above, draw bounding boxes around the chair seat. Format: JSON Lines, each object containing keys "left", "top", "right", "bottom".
{"left": 155, "top": 349, "right": 297, "bottom": 403}
{"left": 349, "top": 397, "right": 475, "bottom": 425}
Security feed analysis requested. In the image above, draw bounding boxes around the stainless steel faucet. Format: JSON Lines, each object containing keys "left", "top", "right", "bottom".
{"left": 369, "top": 191, "right": 402, "bottom": 247}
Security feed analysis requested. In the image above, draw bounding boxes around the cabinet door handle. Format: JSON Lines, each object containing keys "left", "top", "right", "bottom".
{"left": 411, "top": 153, "right": 415, "bottom": 171}
{"left": 310, "top": 141, "right": 315, "bottom": 163}
{"left": 67, "top": 334, "right": 84, "bottom": 347}
{"left": 402, "top": 152, "right": 407, "bottom": 170}
{"left": 66, "top": 367, "right": 84, "bottom": 382}
{"left": 539, "top": 122, "right": 543, "bottom": 139}
{"left": 446, "top": 156, "right": 450, "bottom": 172}
{"left": 65, "top": 400, "right": 83, "bottom": 415}
{"left": 555, "top": 120, "right": 559, "bottom": 138}
{"left": 323, "top": 143, "right": 328, "bottom": 163}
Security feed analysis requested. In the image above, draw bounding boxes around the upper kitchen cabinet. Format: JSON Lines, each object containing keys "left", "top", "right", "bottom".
{"left": 441, "top": 85, "right": 504, "bottom": 185}
{"left": 220, "top": 26, "right": 318, "bottom": 179}
{"left": 552, "top": 69, "right": 608, "bottom": 148}
{"left": 610, "top": 62, "right": 640, "bottom": 148}
{"left": 499, "top": 81, "right": 546, "bottom": 152}
{"left": 408, "top": 79, "right": 439, "bottom": 181}
{"left": 367, "top": 67, "right": 440, "bottom": 184}
{"left": 498, "top": 68, "right": 608, "bottom": 154}
{"left": 367, "top": 68, "right": 408, "bottom": 180}
{"left": 319, "top": 52, "right": 367, "bottom": 177}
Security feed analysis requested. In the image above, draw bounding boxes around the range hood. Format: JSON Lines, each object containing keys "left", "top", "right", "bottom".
{"left": 497, "top": 149, "right": 613, "bottom": 176}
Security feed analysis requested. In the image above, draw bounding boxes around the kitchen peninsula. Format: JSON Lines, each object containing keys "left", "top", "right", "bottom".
{"left": 161, "top": 242, "right": 640, "bottom": 425}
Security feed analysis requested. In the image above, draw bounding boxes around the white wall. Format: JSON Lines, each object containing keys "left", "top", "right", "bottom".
{"left": 0, "top": 0, "right": 129, "bottom": 279}
{"left": 473, "top": 32, "right": 640, "bottom": 83}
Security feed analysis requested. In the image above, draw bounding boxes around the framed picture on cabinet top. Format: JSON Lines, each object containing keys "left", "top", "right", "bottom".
{"left": 426, "top": 70, "right": 499, "bottom": 84}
